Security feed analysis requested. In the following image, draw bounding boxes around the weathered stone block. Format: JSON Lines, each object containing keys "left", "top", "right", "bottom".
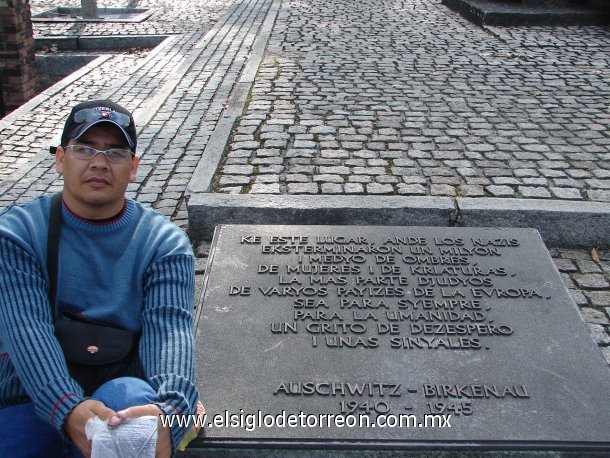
{"left": 195, "top": 225, "right": 610, "bottom": 448}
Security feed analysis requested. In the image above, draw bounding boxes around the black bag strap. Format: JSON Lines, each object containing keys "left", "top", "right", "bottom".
{"left": 47, "top": 193, "right": 63, "bottom": 317}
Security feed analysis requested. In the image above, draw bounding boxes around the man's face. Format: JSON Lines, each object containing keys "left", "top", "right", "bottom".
{"left": 55, "top": 123, "right": 139, "bottom": 219}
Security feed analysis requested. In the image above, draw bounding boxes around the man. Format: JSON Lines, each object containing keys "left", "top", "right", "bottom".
{"left": 0, "top": 100, "right": 200, "bottom": 456}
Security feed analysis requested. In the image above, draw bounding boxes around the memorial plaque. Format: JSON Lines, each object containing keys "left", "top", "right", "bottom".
{"left": 195, "top": 225, "right": 610, "bottom": 450}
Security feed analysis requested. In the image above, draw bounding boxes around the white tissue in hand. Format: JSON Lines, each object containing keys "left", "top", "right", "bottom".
{"left": 85, "top": 416, "right": 158, "bottom": 458}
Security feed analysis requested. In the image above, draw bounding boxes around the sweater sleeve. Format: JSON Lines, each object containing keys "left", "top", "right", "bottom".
{"left": 140, "top": 253, "right": 199, "bottom": 452}
{"left": 0, "top": 237, "right": 85, "bottom": 437}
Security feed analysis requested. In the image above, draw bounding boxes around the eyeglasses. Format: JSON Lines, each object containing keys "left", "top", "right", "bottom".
{"left": 65, "top": 144, "right": 134, "bottom": 163}
{"left": 73, "top": 108, "right": 133, "bottom": 128}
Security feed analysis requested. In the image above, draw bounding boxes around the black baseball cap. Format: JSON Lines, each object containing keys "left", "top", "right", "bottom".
{"left": 56, "top": 99, "right": 137, "bottom": 153}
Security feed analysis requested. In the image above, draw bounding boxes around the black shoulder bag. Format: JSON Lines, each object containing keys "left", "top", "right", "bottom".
{"left": 47, "top": 193, "right": 139, "bottom": 396}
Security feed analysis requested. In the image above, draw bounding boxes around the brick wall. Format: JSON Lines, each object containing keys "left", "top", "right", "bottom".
{"left": 0, "top": 0, "right": 37, "bottom": 116}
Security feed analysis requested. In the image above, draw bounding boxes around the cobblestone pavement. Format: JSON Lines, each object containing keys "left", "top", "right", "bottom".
{"left": 0, "top": 0, "right": 234, "bottom": 188}
{"left": 551, "top": 247, "right": 610, "bottom": 363}
{"left": 0, "top": 0, "right": 255, "bottom": 223}
{"left": 0, "top": 0, "right": 607, "bottom": 361}
{"left": 214, "top": 0, "right": 610, "bottom": 202}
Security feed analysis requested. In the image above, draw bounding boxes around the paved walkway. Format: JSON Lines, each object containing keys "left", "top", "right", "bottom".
{"left": 217, "top": 1, "right": 610, "bottom": 200}
{"left": 0, "top": 0, "right": 242, "bottom": 227}
{"left": 0, "top": 0, "right": 608, "bottom": 360}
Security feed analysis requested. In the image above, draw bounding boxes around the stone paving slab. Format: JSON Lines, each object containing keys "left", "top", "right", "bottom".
{"left": 191, "top": 233, "right": 610, "bottom": 374}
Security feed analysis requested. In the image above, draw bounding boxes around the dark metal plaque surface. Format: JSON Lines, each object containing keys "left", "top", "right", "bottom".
{"left": 195, "top": 225, "right": 610, "bottom": 449}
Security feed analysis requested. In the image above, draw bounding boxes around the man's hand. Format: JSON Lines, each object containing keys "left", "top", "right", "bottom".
{"left": 108, "top": 404, "right": 171, "bottom": 458}
{"left": 65, "top": 399, "right": 116, "bottom": 458}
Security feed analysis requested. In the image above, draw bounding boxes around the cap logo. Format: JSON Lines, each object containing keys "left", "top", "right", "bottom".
{"left": 87, "top": 345, "right": 99, "bottom": 354}
{"left": 57, "top": 101, "right": 138, "bottom": 154}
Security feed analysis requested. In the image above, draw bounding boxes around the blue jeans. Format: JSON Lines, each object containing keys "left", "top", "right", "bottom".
{"left": 0, "top": 377, "right": 156, "bottom": 458}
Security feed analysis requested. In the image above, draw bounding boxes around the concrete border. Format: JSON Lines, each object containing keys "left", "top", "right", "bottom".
{"left": 186, "top": 0, "right": 282, "bottom": 196}
{"left": 456, "top": 198, "right": 610, "bottom": 247}
{"left": 186, "top": 82, "right": 252, "bottom": 194}
{"left": 35, "top": 35, "right": 168, "bottom": 52}
{"left": 32, "top": 7, "right": 153, "bottom": 23}
{"left": 187, "top": 193, "right": 610, "bottom": 247}
{"left": 187, "top": 194, "right": 456, "bottom": 242}
{"left": 442, "top": 0, "right": 610, "bottom": 27}
{"left": 36, "top": 54, "right": 99, "bottom": 86}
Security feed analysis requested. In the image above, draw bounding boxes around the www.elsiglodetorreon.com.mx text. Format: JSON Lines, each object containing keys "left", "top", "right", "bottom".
{"left": 159, "top": 410, "right": 452, "bottom": 431}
